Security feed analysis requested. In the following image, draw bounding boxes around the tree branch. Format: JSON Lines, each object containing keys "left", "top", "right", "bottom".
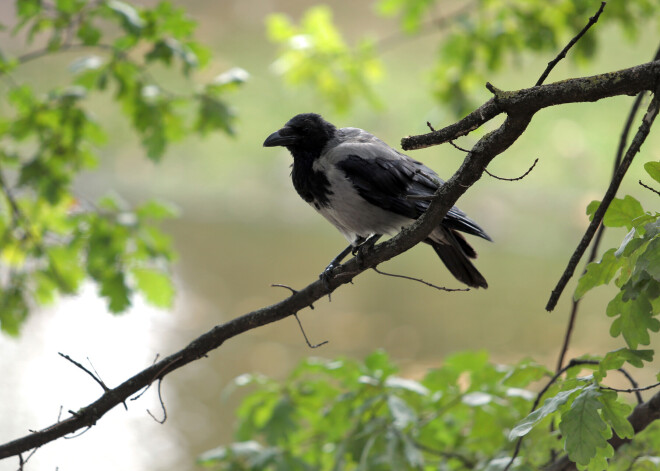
{"left": 401, "top": 60, "right": 660, "bottom": 150}
{"left": 1, "top": 60, "right": 660, "bottom": 461}
{"left": 545, "top": 82, "right": 660, "bottom": 311}
{"left": 535, "top": 2, "right": 607, "bottom": 86}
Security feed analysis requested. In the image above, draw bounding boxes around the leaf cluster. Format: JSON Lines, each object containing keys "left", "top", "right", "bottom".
{"left": 266, "top": 6, "right": 383, "bottom": 114}
{"left": 575, "top": 163, "right": 660, "bottom": 350}
{"left": 266, "top": 0, "right": 659, "bottom": 115}
{"left": 0, "top": 0, "right": 246, "bottom": 334}
{"left": 200, "top": 350, "right": 554, "bottom": 470}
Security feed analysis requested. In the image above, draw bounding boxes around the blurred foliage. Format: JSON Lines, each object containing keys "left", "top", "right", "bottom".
{"left": 267, "top": 0, "right": 659, "bottom": 115}
{"left": 200, "top": 350, "right": 660, "bottom": 470}
{"left": 267, "top": 6, "right": 383, "bottom": 114}
{"left": 0, "top": 0, "right": 246, "bottom": 334}
{"left": 196, "top": 162, "right": 660, "bottom": 470}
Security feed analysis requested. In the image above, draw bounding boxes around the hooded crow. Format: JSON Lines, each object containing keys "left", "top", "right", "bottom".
{"left": 263, "top": 113, "right": 491, "bottom": 288}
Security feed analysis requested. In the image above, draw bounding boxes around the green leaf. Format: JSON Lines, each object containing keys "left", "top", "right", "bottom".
{"left": 598, "top": 390, "right": 633, "bottom": 440}
{"left": 47, "top": 245, "right": 85, "bottom": 293}
{"left": 0, "top": 287, "right": 29, "bottom": 336}
{"left": 502, "top": 358, "right": 550, "bottom": 388}
{"left": 586, "top": 200, "right": 601, "bottom": 219}
{"left": 559, "top": 386, "right": 611, "bottom": 466}
{"left": 574, "top": 249, "right": 621, "bottom": 300}
{"left": 131, "top": 267, "right": 174, "bottom": 308}
{"left": 601, "top": 348, "right": 653, "bottom": 370}
{"left": 100, "top": 272, "right": 131, "bottom": 313}
{"left": 77, "top": 19, "right": 102, "bottom": 45}
{"left": 637, "top": 237, "right": 660, "bottom": 281}
{"left": 509, "top": 386, "right": 584, "bottom": 439}
{"left": 263, "top": 397, "right": 297, "bottom": 445}
{"left": 608, "top": 292, "right": 660, "bottom": 348}
{"left": 644, "top": 161, "right": 660, "bottom": 184}
{"left": 603, "top": 196, "right": 645, "bottom": 230}
{"left": 444, "top": 349, "right": 489, "bottom": 372}
{"left": 364, "top": 349, "right": 397, "bottom": 379}
{"left": 195, "top": 95, "right": 236, "bottom": 136}
{"left": 136, "top": 199, "right": 179, "bottom": 220}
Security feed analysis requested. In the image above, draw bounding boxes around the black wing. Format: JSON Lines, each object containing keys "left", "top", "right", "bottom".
{"left": 336, "top": 154, "right": 491, "bottom": 241}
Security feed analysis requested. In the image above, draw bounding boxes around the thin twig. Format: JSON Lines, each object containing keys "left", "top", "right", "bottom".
{"left": 16, "top": 444, "right": 40, "bottom": 471}
{"left": 130, "top": 354, "right": 161, "bottom": 401}
{"left": 601, "top": 382, "right": 660, "bottom": 395}
{"left": 372, "top": 267, "right": 469, "bottom": 292}
{"left": 412, "top": 439, "right": 476, "bottom": 468}
{"left": 449, "top": 140, "right": 470, "bottom": 152}
{"left": 62, "top": 426, "right": 92, "bottom": 440}
{"left": 546, "top": 85, "right": 660, "bottom": 311}
{"left": 58, "top": 353, "right": 109, "bottom": 392}
{"left": 146, "top": 380, "right": 167, "bottom": 424}
{"left": 614, "top": 369, "right": 644, "bottom": 404}
{"left": 536, "top": 2, "right": 607, "bottom": 86}
{"left": 272, "top": 284, "right": 314, "bottom": 309}
{"left": 639, "top": 180, "right": 660, "bottom": 196}
{"left": 293, "top": 313, "right": 328, "bottom": 349}
{"left": 452, "top": 139, "right": 540, "bottom": 182}
{"left": 485, "top": 158, "right": 539, "bottom": 182}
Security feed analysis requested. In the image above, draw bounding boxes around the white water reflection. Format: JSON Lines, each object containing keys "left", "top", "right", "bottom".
{"left": 0, "top": 284, "right": 182, "bottom": 471}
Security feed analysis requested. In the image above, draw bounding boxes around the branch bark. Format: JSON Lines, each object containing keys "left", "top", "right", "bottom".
{"left": 401, "top": 60, "right": 660, "bottom": 150}
{"left": 1, "top": 60, "right": 659, "bottom": 461}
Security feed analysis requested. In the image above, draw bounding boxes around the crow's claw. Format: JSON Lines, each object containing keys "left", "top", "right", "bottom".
{"left": 319, "top": 264, "right": 336, "bottom": 289}
{"left": 355, "top": 246, "right": 367, "bottom": 269}
{"left": 354, "top": 234, "right": 381, "bottom": 269}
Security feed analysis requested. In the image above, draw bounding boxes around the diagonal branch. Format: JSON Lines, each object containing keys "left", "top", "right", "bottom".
{"left": 552, "top": 39, "right": 660, "bottom": 373}
{"left": 535, "top": 2, "right": 607, "bottom": 86}
{"left": 1, "top": 60, "right": 660, "bottom": 461}
{"left": 545, "top": 83, "right": 660, "bottom": 311}
{"left": 401, "top": 60, "right": 660, "bottom": 151}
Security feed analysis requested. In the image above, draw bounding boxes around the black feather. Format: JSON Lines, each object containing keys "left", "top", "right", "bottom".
{"left": 428, "top": 238, "right": 488, "bottom": 289}
{"left": 291, "top": 151, "right": 333, "bottom": 207}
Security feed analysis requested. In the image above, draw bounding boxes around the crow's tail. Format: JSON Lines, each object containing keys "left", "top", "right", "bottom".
{"left": 427, "top": 232, "right": 488, "bottom": 289}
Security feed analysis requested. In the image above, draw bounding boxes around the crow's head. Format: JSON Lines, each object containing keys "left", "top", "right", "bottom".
{"left": 263, "top": 113, "right": 337, "bottom": 157}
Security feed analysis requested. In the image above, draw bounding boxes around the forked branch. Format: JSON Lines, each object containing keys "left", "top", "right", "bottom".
{"left": 1, "top": 60, "right": 660, "bottom": 462}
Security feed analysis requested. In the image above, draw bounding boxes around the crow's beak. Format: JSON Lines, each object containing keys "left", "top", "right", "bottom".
{"left": 263, "top": 127, "right": 297, "bottom": 147}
